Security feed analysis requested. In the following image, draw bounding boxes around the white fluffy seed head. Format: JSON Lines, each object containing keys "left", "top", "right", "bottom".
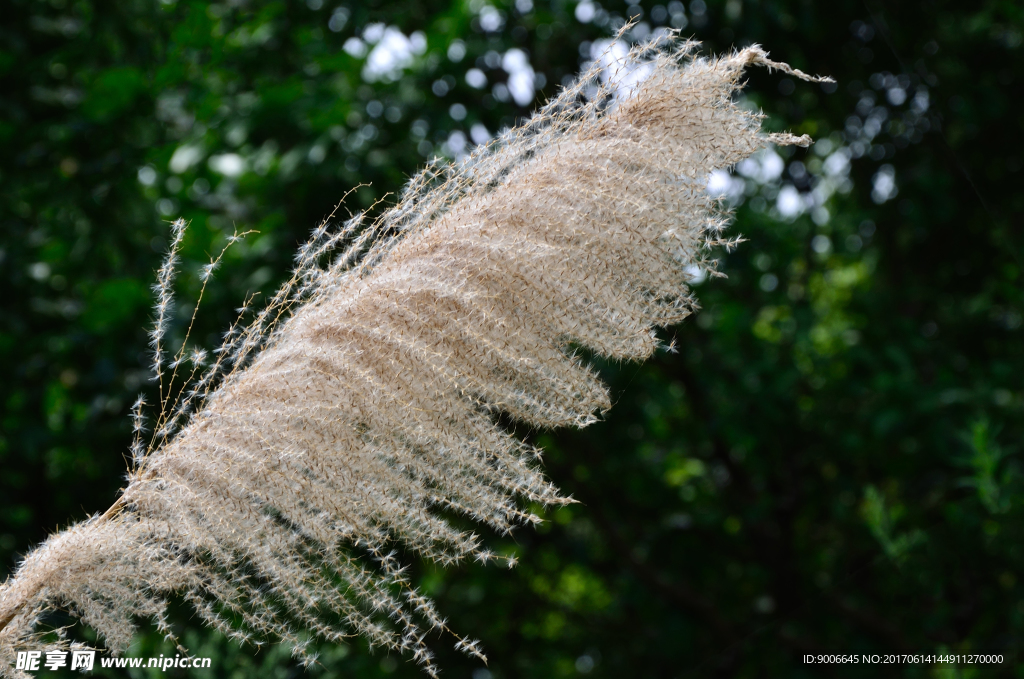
{"left": 0, "top": 38, "right": 825, "bottom": 678}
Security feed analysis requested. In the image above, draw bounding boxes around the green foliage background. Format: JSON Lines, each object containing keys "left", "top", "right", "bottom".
{"left": 1, "top": 0, "right": 1022, "bottom": 676}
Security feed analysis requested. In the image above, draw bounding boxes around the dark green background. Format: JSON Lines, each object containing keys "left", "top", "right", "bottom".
{"left": 1, "top": 0, "right": 1022, "bottom": 676}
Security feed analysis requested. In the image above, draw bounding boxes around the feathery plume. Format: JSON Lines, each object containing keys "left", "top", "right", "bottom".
{"left": 0, "top": 37, "right": 828, "bottom": 677}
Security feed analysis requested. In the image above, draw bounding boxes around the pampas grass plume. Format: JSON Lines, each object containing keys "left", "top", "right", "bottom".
{"left": 0, "top": 36, "right": 827, "bottom": 677}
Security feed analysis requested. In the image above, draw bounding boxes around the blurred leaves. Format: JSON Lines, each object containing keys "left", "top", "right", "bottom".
{"left": 81, "top": 278, "right": 150, "bottom": 334}
{"left": 957, "top": 420, "right": 1016, "bottom": 515}
{"left": 861, "top": 485, "right": 926, "bottom": 565}
{"left": 82, "top": 66, "right": 147, "bottom": 122}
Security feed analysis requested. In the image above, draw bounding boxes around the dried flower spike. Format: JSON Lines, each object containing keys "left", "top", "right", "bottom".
{"left": 0, "top": 37, "right": 827, "bottom": 678}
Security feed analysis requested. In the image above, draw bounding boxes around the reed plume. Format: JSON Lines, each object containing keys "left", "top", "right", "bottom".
{"left": 0, "top": 37, "right": 826, "bottom": 677}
